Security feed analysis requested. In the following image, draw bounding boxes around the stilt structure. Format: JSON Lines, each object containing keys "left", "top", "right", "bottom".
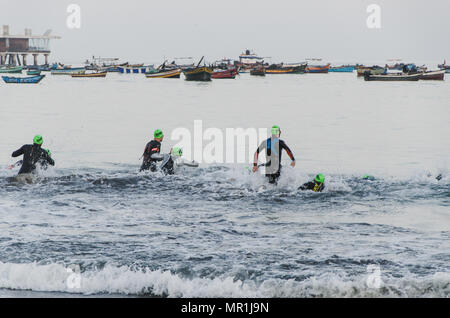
{"left": 0, "top": 25, "right": 61, "bottom": 67}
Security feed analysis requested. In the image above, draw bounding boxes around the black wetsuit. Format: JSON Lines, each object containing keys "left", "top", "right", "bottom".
{"left": 140, "top": 140, "right": 161, "bottom": 171}
{"left": 256, "top": 137, "right": 295, "bottom": 184}
{"left": 159, "top": 154, "right": 175, "bottom": 175}
{"left": 299, "top": 181, "right": 324, "bottom": 192}
{"left": 12, "top": 144, "right": 55, "bottom": 174}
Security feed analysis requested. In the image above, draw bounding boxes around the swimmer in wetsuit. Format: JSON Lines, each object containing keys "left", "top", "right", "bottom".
{"left": 9, "top": 148, "right": 53, "bottom": 171}
{"left": 252, "top": 125, "right": 296, "bottom": 184}
{"left": 299, "top": 173, "right": 325, "bottom": 192}
{"left": 140, "top": 129, "right": 164, "bottom": 172}
{"left": 11, "top": 135, "right": 55, "bottom": 175}
{"left": 156, "top": 147, "right": 199, "bottom": 175}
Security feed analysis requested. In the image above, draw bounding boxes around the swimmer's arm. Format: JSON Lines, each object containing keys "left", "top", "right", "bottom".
{"left": 12, "top": 146, "right": 24, "bottom": 157}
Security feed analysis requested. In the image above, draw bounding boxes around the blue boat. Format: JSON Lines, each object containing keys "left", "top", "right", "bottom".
{"left": 118, "top": 65, "right": 150, "bottom": 74}
{"left": 2, "top": 75, "right": 46, "bottom": 84}
{"left": 329, "top": 66, "right": 355, "bottom": 72}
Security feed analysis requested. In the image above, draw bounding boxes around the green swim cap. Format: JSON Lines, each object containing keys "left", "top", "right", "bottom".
{"left": 44, "top": 148, "right": 51, "bottom": 156}
{"left": 362, "top": 174, "right": 375, "bottom": 180}
{"left": 154, "top": 129, "right": 164, "bottom": 139}
{"left": 33, "top": 135, "right": 43, "bottom": 145}
{"left": 271, "top": 125, "right": 281, "bottom": 135}
{"left": 172, "top": 147, "right": 183, "bottom": 157}
{"left": 315, "top": 173, "right": 325, "bottom": 184}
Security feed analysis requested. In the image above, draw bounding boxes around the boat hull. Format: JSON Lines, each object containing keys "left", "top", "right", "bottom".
{"left": 146, "top": 69, "right": 182, "bottom": 78}
{"left": 329, "top": 66, "right": 355, "bottom": 72}
{"left": 118, "top": 66, "right": 149, "bottom": 74}
{"left": 364, "top": 72, "right": 420, "bottom": 81}
{"left": 27, "top": 70, "right": 41, "bottom": 76}
{"left": 51, "top": 68, "right": 86, "bottom": 75}
{"left": 71, "top": 72, "right": 107, "bottom": 78}
{"left": 419, "top": 70, "right": 445, "bottom": 80}
{"left": 211, "top": 69, "right": 236, "bottom": 79}
{"left": 183, "top": 67, "right": 212, "bottom": 81}
{"left": 0, "top": 66, "right": 23, "bottom": 74}
{"left": 2, "top": 75, "right": 45, "bottom": 84}
{"left": 357, "top": 67, "right": 385, "bottom": 77}
{"left": 306, "top": 65, "right": 330, "bottom": 73}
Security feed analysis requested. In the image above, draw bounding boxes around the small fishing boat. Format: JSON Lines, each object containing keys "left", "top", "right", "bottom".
{"left": 71, "top": 71, "right": 107, "bottom": 78}
{"left": 306, "top": 64, "right": 330, "bottom": 73}
{"left": 27, "top": 69, "right": 41, "bottom": 76}
{"left": 211, "top": 68, "right": 237, "bottom": 79}
{"left": 118, "top": 65, "right": 150, "bottom": 74}
{"left": 265, "top": 63, "right": 306, "bottom": 74}
{"left": 357, "top": 66, "right": 385, "bottom": 77}
{"left": 329, "top": 66, "right": 355, "bottom": 72}
{"left": 51, "top": 67, "right": 86, "bottom": 75}
{"left": 2, "top": 74, "right": 45, "bottom": 84}
{"left": 145, "top": 68, "right": 182, "bottom": 78}
{"left": 364, "top": 72, "right": 420, "bottom": 81}
{"left": 183, "top": 57, "right": 212, "bottom": 81}
{"left": 0, "top": 66, "right": 23, "bottom": 74}
{"left": 419, "top": 70, "right": 445, "bottom": 80}
{"left": 250, "top": 64, "right": 265, "bottom": 76}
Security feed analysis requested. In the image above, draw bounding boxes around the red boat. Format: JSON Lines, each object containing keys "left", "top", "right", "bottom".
{"left": 211, "top": 68, "right": 237, "bottom": 79}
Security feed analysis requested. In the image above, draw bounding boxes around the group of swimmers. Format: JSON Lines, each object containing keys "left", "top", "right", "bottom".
{"left": 15, "top": 125, "right": 424, "bottom": 192}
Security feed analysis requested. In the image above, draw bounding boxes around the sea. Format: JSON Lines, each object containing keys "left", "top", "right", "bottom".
{"left": 0, "top": 66, "right": 449, "bottom": 297}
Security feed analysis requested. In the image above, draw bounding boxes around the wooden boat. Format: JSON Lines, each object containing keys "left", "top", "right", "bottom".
{"left": 266, "top": 63, "right": 306, "bottom": 74}
{"left": 145, "top": 68, "right": 182, "bottom": 78}
{"left": 419, "top": 70, "right": 445, "bottom": 80}
{"left": 329, "top": 66, "right": 355, "bottom": 72}
{"left": 183, "top": 57, "right": 212, "bottom": 81}
{"left": 211, "top": 68, "right": 236, "bottom": 79}
{"left": 357, "top": 66, "right": 385, "bottom": 77}
{"left": 306, "top": 64, "right": 330, "bottom": 73}
{"left": 71, "top": 71, "right": 107, "bottom": 78}
{"left": 250, "top": 65, "right": 265, "bottom": 76}
{"left": 0, "top": 66, "right": 23, "bottom": 74}
{"left": 51, "top": 67, "right": 86, "bottom": 75}
{"left": 364, "top": 72, "right": 420, "bottom": 81}
{"left": 2, "top": 74, "right": 45, "bottom": 84}
{"left": 118, "top": 65, "right": 150, "bottom": 74}
{"left": 27, "top": 69, "right": 41, "bottom": 76}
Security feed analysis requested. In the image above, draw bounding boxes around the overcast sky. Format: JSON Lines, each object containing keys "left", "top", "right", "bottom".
{"left": 1, "top": 0, "right": 449, "bottom": 65}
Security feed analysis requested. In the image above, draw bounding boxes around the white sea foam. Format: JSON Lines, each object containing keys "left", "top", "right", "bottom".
{"left": 0, "top": 262, "right": 448, "bottom": 297}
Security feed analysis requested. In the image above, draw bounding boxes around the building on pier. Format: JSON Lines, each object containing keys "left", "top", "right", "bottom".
{"left": 0, "top": 25, "right": 61, "bottom": 66}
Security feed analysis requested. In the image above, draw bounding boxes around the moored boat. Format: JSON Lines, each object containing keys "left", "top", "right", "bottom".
{"left": 27, "top": 69, "right": 41, "bottom": 76}
{"left": 71, "top": 71, "right": 107, "bottom": 78}
{"left": 357, "top": 66, "right": 385, "bottom": 77}
{"left": 250, "top": 64, "right": 265, "bottom": 76}
{"left": 419, "top": 70, "right": 445, "bottom": 80}
{"left": 183, "top": 57, "right": 212, "bottom": 81}
{"left": 51, "top": 67, "right": 86, "bottom": 75}
{"left": 118, "top": 65, "right": 150, "bottom": 74}
{"left": 211, "top": 68, "right": 237, "bottom": 79}
{"left": 364, "top": 72, "right": 420, "bottom": 81}
{"left": 145, "top": 68, "right": 182, "bottom": 78}
{"left": 2, "top": 74, "right": 45, "bottom": 84}
{"left": 306, "top": 64, "right": 330, "bottom": 73}
{"left": 0, "top": 66, "right": 23, "bottom": 74}
{"left": 265, "top": 63, "right": 306, "bottom": 74}
{"left": 329, "top": 66, "right": 355, "bottom": 72}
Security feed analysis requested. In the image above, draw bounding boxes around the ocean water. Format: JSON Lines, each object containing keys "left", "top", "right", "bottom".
{"left": 0, "top": 71, "right": 449, "bottom": 297}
